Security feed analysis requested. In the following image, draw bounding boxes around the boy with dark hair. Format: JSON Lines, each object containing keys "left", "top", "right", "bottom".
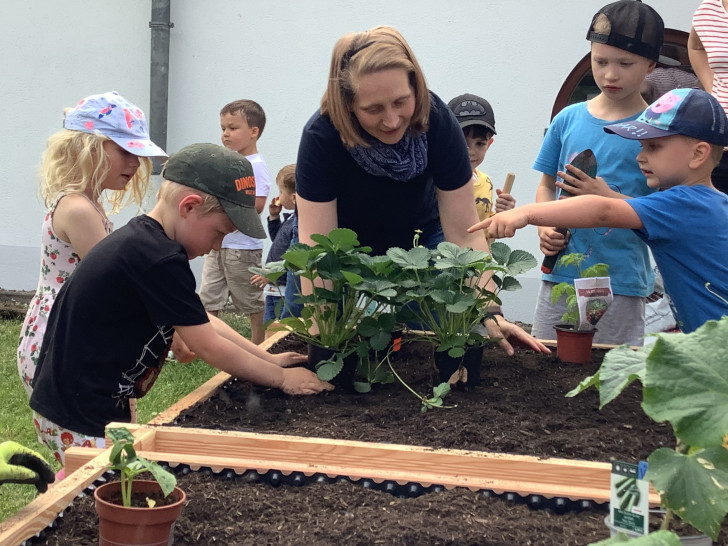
{"left": 470, "top": 89, "right": 728, "bottom": 334}
{"left": 29, "top": 143, "right": 332, "bottom": 466}
{"left": 530, "top": 0, "right": 664, "bottom": 346}
{"left": 448, "top": 93, "right": 516, "bottom": 231}
{"left": 199, "top": 99, "right": 271, "bottom": 344}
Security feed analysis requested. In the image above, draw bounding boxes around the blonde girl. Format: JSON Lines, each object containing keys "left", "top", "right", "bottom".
{"left": 18, "top": 91, "right": 166, "bottom": 403}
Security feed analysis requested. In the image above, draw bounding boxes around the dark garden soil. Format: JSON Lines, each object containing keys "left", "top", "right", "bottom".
{"left": 172, "top": 336, "right": 673, "bottom": 463}
{"left": 36, "top": 470, "right": 725, "bottom": 545}
{"left": 32, "top": 336, "right": 728, "bottom": 545}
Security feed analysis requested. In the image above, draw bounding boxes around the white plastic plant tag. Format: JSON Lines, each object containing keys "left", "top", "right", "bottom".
{"left": 574, "top": 276, "right": 613, "bottom": 330}
{"left": 610, "top": 461, "right": 649, "bottom": 536}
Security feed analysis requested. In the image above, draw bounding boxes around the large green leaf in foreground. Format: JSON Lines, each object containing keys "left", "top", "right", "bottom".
{"left": 642, "top": 319, "right": 728, "bottom": 447}
{"left": 646, "top": 446, "right": 728, "bottom": 541}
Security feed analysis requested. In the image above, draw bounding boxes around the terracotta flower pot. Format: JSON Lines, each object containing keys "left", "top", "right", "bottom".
{"left": 307, "top": 342, "right": 358, "bottom": 392}
{"left": 433, "top": 344, "right": 485, "bottom": 386}
{"left": 94, "top": 479, "right": 185, "bottom": 546}
{"left": 554, "top": 324, "right": 596, "bottom": 364}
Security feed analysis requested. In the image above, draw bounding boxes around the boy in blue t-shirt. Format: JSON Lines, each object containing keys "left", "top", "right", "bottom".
{"left": 470, "top": 88, "right": 728, "bottom": 334}
{"left": 530, "top": 0, "right": 664, "bottom": 346}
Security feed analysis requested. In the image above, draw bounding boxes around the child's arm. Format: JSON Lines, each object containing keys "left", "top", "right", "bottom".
{"left": 688, "top": 27, "right": 714, "bottom": 93}
{"left": 468, "top": 194, "right": 643, "bottom": 239}
{"left": 174, "top": 321, "right": 332, "bottom": 395}
{"left": 53, "top": 194, "right": 110, "bottom": 258}
{"left": 534, "top": 174, "right": 569, "bottom": 257}
{"left": 205, "top": 313, "right": 306, "bottom": 367}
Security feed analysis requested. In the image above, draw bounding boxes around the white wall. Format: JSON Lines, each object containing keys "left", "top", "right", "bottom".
{"left": 0, "top": 0, "right": 697, "bottom": 322}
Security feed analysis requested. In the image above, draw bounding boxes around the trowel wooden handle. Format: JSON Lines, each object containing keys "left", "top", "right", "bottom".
{"left": 502, "top": 173, "right": 515, "bottom": 194}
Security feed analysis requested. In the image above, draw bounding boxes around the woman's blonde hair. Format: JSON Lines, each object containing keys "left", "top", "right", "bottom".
{"left": 320, "top": 26, "right": 430, "bottom": 148}
{"left": 276, "top": 164, "right": 296, "bottom": 194}
{"left": 157, "top": 179, "right": 224, "bottom": 215}
{"left": 40, "top": 127, "right": 151, "bottom": 213}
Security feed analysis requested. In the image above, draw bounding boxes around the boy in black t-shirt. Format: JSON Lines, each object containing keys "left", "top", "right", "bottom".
{"left": 29, "top": 143, "right": 332, "bottom": 467}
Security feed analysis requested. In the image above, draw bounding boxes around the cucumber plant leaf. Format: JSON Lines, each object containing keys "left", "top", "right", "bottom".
{"left": 646, "top": 446, "right": 728, "bottom": 541}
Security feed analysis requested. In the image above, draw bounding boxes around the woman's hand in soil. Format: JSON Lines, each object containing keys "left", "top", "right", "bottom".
{"left": 280, "top": 367, "right": 334, "bottom": 395}
{"left": 270, "top": 351, "right": 309, "bottom": 368}
{"left": 484, "top": 317, "right": 551, "bottom": 356}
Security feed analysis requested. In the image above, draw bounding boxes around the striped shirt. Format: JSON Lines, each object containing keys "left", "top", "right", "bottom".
{"left": 693, "top": 0, "right": 728, "bottom": 113}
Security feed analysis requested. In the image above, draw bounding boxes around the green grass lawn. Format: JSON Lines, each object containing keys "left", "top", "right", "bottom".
{"left": 0, "top": 313, "right": 250, "bottom": 522}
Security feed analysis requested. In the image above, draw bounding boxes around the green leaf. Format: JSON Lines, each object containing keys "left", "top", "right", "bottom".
{"left": 646, "top": 446, "right": 728, "bottom": 540}
{"left": 597, "top": 344, "right": 649, "bottom": 408}
{"left": 504, "top": 249, "right": 538, "bottom": 276}
{"left": 588, "top": 530, "right": 681, "bottom": 545}
{"left": 282, "top": 245, "right": 314, "bottom": 271}
{"left": 353, "top": 381, "right": 372, "bottom": 393}
{"left": 433, "top": 382, "right": 451, "bottom": 398}
{"left": 642, "top": 319, "right": 728, "bottom": 447}
{"left": 369, "top": 330, "right": 392, "bottom": 351}
{"left": 341, "top": 270, "right": 364, "bottom": 285}
{"left": 500, "top": 277, "right": 522, "bottom": 292}
{"left": 489, "top": 241, "right": 510, "bottom": 266}
{"left": 144, "top": 459, "right": 177, "bottom": 498}
{"left": 316, "top": 359, "right": 343, "bottom": 382}
{"left": 386, "top": 246, "right": 431, "bottom": 269}
{"left": 108, "top": 427, "right": 135, "bottom": 444}
{"left": 565, "top": 372, "right": 600, "bottom": 398}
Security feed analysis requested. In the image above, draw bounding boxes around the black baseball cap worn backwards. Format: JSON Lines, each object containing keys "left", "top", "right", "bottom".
{"left": 161, "top": 143, "right": 266, "bottom": 238}
{"left": 586, "top": 0, "right": 664, "bottom": 62}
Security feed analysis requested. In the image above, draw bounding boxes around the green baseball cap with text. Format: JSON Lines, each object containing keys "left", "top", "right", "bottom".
{"left": 161, "top": 143, "right": 266, "bottom": 239}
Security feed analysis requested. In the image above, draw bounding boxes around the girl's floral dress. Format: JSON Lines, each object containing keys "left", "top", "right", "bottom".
{"left": 17, "top": 194, "right": 111, "bottom": 396}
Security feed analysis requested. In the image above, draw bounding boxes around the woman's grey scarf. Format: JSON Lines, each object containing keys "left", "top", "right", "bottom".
{"left": 347, "top": 132, "right": 428, "bottom": 181}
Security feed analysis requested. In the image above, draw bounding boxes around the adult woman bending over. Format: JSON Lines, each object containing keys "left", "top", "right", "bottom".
{"left": 295, "top": 25, "right": 548, "bottom": 355}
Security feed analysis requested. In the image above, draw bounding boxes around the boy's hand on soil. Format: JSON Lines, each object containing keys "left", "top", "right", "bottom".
{"left": 494, "top": 189, "right": 516, "bottom": 213}
{"left": 0, "top": 441, "right": 55, "bottom": 492}
{"left": 484, "top": 317, "right": 551, "bottom": 356}
{"left": 270, "top": 352, "right": 309, "bottom": 368}
{"left": 280, "top": 367, "right": 334, "bottom": 395}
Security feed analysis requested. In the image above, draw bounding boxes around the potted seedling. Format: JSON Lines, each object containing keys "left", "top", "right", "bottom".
{"left": 93, "top": 427, "right": 185, "bottom": 546}
{"left": 550, "top": 252, "right": 610, "bottom": 364}
{"left": 251, "top": 228, "right": 398, "bottom": 392}
{"left": 570, "top": 316, "right": 728, "bottom": 545}
{"left": 387, "top": 233, "right": 536, "bottom": 388}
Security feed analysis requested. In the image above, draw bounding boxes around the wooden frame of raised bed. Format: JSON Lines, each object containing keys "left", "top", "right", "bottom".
{"left": 0, "top": 332, "right": 657, "bottom": 544}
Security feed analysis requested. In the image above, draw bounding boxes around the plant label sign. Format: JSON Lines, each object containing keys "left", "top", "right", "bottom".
{"left": 610, "top": 460, "right": 649, "bottom": 535}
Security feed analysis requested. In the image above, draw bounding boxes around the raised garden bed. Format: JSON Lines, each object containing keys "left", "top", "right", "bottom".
{"left": 4, "top": 332, "right": 709, "bottom": 545}
{"left": 28, "top": 467, "right": 612, "bottom": 545}
{"left": 159, "top": 333, "right": 673, "bottom": 463}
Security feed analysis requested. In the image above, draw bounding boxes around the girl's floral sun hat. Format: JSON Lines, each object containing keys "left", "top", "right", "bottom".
{"left": 63, "top": 91, "right": 167, "bottom": 157}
